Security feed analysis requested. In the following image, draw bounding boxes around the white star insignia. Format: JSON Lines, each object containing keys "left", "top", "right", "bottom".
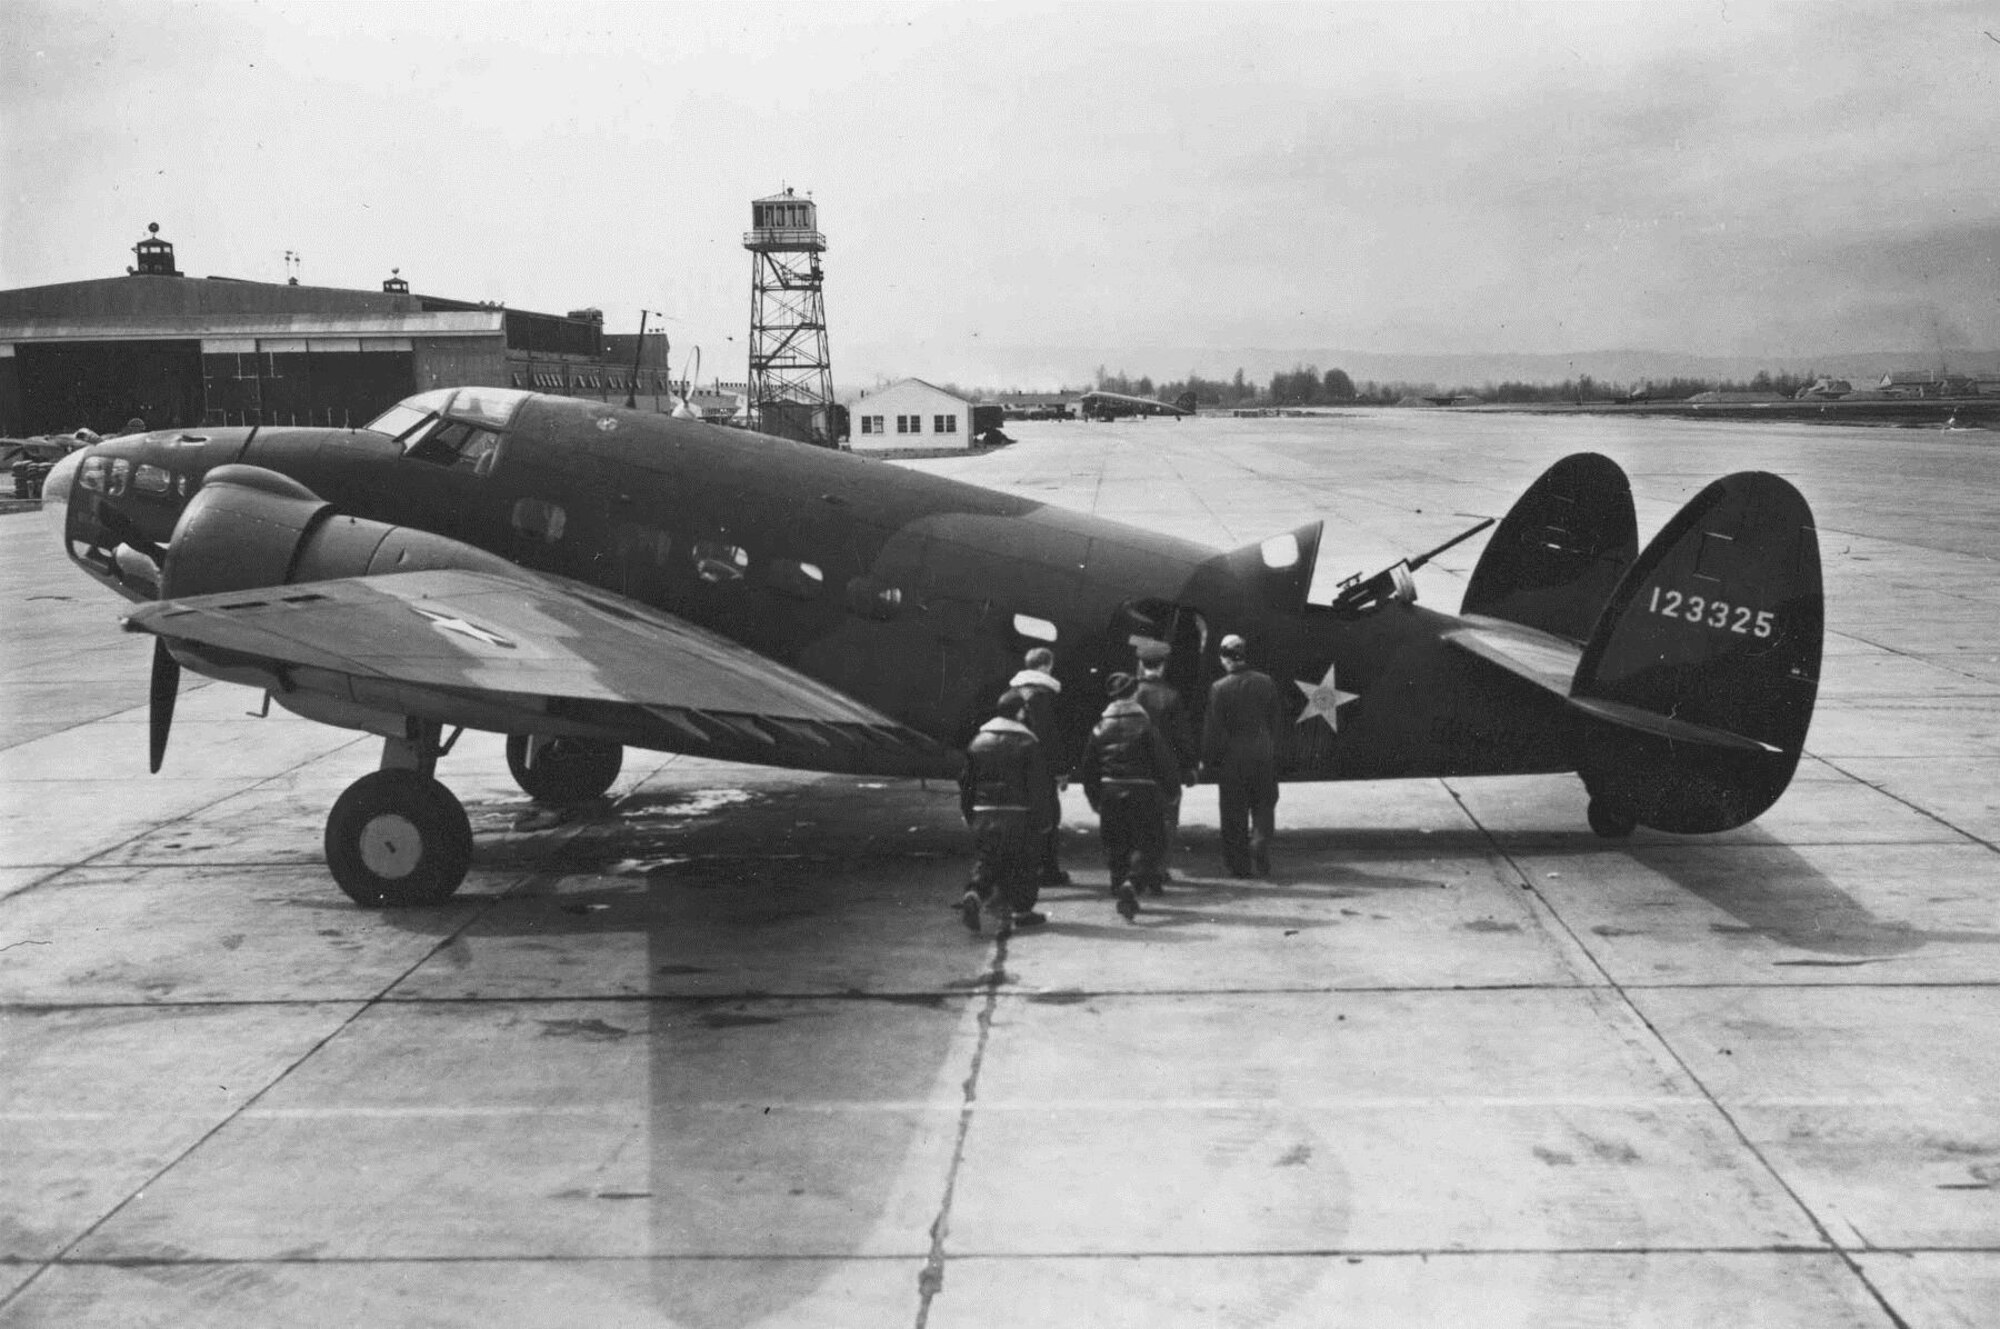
{"left": 1295, "top": 664, "right": 1359, "bottom": 732}
{"left": 412, "top": 606, "right": 515, "bottom": 649}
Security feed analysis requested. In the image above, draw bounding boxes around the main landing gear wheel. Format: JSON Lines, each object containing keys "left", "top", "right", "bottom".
{"left": 325, "top": 768, "right": 473, "bottom": 907}
{"left": 505, "top": 735, "right": 623, "bottom": 805}
{"left": 1587, "top": 797, "right": 1638, "bottom": 840}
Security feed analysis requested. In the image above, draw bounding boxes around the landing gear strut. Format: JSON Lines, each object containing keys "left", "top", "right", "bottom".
{"left": 325, "top": 722, "right": 472, "bottom": 907}
{"left": 506, "top": 735, "right": 623, "bottom": 805}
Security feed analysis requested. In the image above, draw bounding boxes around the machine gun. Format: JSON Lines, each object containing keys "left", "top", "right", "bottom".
{"left": 1330, "top": 517, "right": 1495, "bottom": 615}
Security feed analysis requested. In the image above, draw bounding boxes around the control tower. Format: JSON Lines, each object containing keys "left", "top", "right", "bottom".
{"left": 744, "top": 188, "right": 837, "bottom": 446}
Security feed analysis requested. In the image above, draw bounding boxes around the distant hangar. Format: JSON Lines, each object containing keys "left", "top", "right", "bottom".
{"left": 0, "top": 227, "right": 678, "bottom": 436}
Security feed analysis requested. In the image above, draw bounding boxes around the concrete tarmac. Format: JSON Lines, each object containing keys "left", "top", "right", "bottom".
{"left": 2, "top": 411, "right": 1997, "bottom": 1327}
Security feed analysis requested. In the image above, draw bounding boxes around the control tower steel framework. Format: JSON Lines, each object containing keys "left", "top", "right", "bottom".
{"left": 744, "top": 188, "right": 836, "bottom": 447}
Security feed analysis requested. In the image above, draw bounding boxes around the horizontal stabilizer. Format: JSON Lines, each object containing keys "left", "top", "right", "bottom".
{"left": 1565, "top": 697, "right": 1781, "bottom": 755}
{"left": 1447, "top": 620, "right": 1782, "bottom": 755}
{"left": 1443, "top": 619, "right": 1582, "bottom": 696}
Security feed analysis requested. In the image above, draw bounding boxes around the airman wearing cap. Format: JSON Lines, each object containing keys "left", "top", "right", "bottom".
{"left": 1006, "top": 647, "right": 1070, "bottom": 888}
{"left": 1130, "top": 638, "right": 1198, "bottom": 873}
{"left": 1078, "top": 669, "right": 1181, "bottom": 920}
{"left": 1202, "top": 633, "right": 1286, "bottom": 875}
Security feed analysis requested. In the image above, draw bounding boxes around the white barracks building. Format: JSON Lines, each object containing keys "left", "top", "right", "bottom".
{"left": 849, "top": 378, "right": 972, "bottom": 452}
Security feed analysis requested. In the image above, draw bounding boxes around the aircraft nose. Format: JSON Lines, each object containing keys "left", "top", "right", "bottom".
{"left": 41, "top": 445, "right": 84, "bottom": 548}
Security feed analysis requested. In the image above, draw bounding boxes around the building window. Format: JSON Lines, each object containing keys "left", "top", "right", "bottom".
{"left": 859, "top": 417, "right": 873, "bottom": 435}
{"left": 895, "top": 415, "right": 909, "bottom": 434}
{"left": 867, "top": 415, "right": 884, "bottom": 434}
{"left": 935, "top": 414, "right": 956, "bottom": 433}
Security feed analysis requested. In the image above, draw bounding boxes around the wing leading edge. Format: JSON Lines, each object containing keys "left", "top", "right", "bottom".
{"left": 123, "top": 568, "right": 958, "bottom": 777}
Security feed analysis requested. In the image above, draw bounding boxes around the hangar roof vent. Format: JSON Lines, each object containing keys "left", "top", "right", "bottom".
{"left": 130, "top": 222, "right": 182, "bottom": 277}
{"left": 382, "top": 267, "right": 409, "bottom": 294}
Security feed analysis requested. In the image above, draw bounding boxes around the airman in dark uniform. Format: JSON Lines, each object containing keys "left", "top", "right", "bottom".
{"left": 1079, "top": 671, "right": 1182, "bottom": 920}
{"left": 1201, "top": 633, "right": 1286, "bottom": 876}
{"left": 1131, "top": 638, "right": 1198, "bottom": 875}
{"left": 958, "top": 690, "right": 1057, "bottom": 937}
{"left": 1007, "top": 646, "right": 1070, "bottom": 887}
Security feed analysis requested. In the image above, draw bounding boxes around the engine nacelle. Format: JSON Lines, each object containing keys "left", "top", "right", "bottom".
{"left": 162, "top": 463, "right": 517, "bottom": 599}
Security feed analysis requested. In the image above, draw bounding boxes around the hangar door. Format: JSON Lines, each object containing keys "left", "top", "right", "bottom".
{"left": 13, "top": 340, "right": 204, "bottom": 435}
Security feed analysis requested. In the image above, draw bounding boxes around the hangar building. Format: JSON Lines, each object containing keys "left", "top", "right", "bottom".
{"left": 0, "top": 228, "right": 677, "bottom": 436}
{"left": 849, "top": 378, "right": 973, "bottom": 452}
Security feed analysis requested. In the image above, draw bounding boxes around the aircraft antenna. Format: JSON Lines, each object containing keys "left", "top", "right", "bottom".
{"left": 744, "top": 187, "right": 837, "bottom": 447}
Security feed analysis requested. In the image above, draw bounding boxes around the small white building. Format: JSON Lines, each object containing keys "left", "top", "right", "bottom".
{"left": 850, "top": 378, "right": 972, "bottom": 451}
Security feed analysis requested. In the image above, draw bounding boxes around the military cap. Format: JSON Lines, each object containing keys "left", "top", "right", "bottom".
{"left": 1218, "top": 633, "right": 1248, "bottom": 658}
{"left": 1134, "top": 638, "right": 1171, "bottom": 664}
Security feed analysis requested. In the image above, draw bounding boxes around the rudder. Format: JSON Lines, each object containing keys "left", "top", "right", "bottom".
{"left": 1570, "top": 471, "right": 1823, "bottom": 833}
{"left": 1463, "top": 452, "right": 1637, "bottom": 642}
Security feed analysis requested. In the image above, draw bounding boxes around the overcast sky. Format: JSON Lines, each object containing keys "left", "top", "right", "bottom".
{"left": 4, "top": 1, "right": 1997, "bottom": 387}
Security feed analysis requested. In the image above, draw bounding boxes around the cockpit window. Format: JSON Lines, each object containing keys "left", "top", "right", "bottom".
{"left": 405, "top": 420, "right": 503, "bottom": 474}
{"left": 364, "top": 387, "right": 530, "bottom": 474}
{"left": 364, "top": 387, "right": 530, "bottom": 440}
{"left": 449, "top": 387, "right": 532, "bottom": 430}
{"left": 363, "top": 389, "right": 452, "bottom": 442}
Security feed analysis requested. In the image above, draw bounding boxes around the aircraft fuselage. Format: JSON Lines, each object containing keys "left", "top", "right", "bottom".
{"left": 61, "top": 395, "right": 1576, "bottom": 782}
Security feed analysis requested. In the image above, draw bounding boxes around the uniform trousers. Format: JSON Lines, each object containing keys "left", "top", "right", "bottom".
{"left": 1098, "top": 783, "right": 1167, "bottom": 891}
{"left": 968, "top": 810, "right": 1040, "bottom": 916}
{"left": 1216, "top": 769, "right": 1277, "bottom": 874}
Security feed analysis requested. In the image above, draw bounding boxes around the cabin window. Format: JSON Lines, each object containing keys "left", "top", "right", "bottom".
{"left": 693, "top": 540, "right": 749, "bottom": 584}
{"left": 511, "top": 498, "right": 566, "bottom": 543}
{"left": 846, "top": 576, "right": 905, "bottom": 621}
{"left": 766, "top": 559, "right": 825, "bottom": 600}
{"left": 1012, "top": 613, "right": 1058, "bottom": 643}
{"left": 1260, "top": 532, "right": 1301, "bottom": 570}
{"left": 614, "top": 524, "right": 672, "bottom": 568}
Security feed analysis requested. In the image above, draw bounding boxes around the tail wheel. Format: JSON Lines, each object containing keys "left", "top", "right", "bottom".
{"left": 326, "top": 769, "right": 472, "bottom": 907}
{"left": 1587, "top": 796, "right": 1637, "bottom": 840}
{"left": 505, "top": 735, "right": 623, "bottom": 805}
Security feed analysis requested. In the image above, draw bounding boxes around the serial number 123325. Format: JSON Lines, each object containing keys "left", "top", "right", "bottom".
{"left": 1647, "top": 586, "right": 1775, "bottom": 637}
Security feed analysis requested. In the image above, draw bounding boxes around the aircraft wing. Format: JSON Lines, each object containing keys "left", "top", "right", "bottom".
{"left": 123, "top": 568, "right": 958, "bottom": 777}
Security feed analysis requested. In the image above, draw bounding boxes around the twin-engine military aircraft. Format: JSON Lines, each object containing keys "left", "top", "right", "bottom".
{"left": 45, "top": 387, "right": 1822, "bottom": 907}
{"left": 1077, "top": 389, "right": 1199, "bottom": 421}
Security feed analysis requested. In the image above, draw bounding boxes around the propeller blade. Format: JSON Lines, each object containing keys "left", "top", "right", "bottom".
{"left": 148, "top": 638, "right": 180, "bottom": 774}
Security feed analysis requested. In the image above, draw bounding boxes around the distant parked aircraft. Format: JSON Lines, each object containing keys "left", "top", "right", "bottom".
{"left": 1078, "top": 390, "right": 1198, "bottom": 421}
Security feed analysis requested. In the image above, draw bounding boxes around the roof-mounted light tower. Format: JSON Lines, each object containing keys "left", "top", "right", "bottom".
{"left": 130, "top": 223, "right": 181, "bottom": 277}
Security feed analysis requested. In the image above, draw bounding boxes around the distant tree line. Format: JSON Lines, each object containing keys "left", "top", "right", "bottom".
{"left": 960, "top": 365, "right": 1840, "bottom": 407}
